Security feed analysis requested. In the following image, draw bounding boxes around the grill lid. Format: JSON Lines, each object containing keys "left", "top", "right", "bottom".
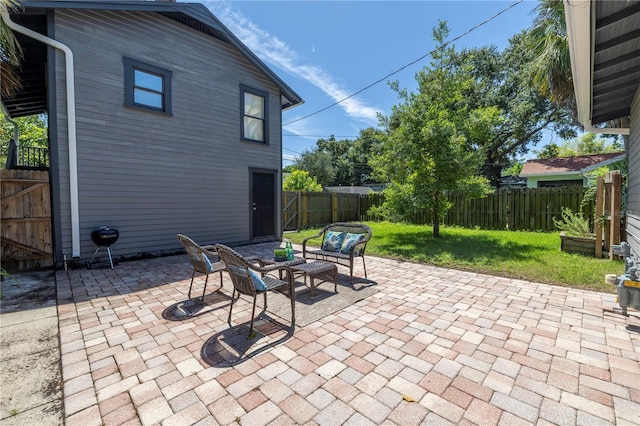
{"left": 91, "top": 226, "right": 119, "bottom": 247}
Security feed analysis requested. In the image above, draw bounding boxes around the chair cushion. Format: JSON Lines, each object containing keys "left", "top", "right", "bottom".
{"left": 249, "top": 269, "right": 268, "bottom": 291}
{"left": 340, "top": 233, "right": 363, "bottom": 254}
{"left": 322, "top": 231, "right": 345, "bottom": 252}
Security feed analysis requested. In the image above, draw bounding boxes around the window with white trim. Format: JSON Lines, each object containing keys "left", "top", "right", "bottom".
{"left": 123, "top": 57, "right": 172, "bottom": 114}
{"left": 241, "top": 86, "right": 268, "bottom": 143}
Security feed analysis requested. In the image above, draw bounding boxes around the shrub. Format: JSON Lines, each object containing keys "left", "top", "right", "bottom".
{"left": 553, "top": 207, "right": 593, "bottom": 237}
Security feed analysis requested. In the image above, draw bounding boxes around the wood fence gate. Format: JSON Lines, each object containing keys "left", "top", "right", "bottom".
{"left": 1, "top": 169, "right": 53, "bottom": 271}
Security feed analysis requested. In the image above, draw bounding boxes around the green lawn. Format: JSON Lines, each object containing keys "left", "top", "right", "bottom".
{"left": 284, "top": 221, "right": 624, "bottom": 293}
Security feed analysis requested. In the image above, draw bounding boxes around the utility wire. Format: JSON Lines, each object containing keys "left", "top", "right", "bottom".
{"left": 283, "top": 0, "right": 524, "bottom": 127}
{"left": 283, "top": 134, "right": 359, "bottom": 138}
{"left": 283, "top": 147, "right": 303, "bottom": 154}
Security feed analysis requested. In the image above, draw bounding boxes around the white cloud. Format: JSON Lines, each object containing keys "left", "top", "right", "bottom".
{"left": 205, "top": 1, "right": 380, "bottom": 124}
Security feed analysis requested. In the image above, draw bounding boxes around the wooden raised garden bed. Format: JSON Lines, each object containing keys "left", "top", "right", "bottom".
{"left": 560, "top": 232, "right": 598, "bottom": 257}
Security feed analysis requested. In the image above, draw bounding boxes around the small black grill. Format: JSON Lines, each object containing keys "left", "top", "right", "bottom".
{"left": 88, "top": 226, "right": 119, "bottom": 269}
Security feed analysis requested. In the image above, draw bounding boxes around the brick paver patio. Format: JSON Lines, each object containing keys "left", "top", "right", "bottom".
{"left": 55, "top": 242, "right": 640, "bottom": 425}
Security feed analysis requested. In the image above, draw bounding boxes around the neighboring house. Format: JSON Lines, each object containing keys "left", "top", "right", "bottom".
{"left": 519, "top": 152, "right": 625, "bottom": 188}
{"left": 564, "top": 1, "right": 639, "bottom": 258}
{"left": 499, "top": 175, "right": 526, "bottom": 188}
{"left": 2, "top": 0, "right": 302, "bottom": 267}
{"left": 325, "top": 186, "right": 375, "bottom": 195}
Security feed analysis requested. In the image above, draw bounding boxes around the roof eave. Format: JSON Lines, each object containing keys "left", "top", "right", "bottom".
{"left": 520, "top": 171, "right": 585, "bottom": 178}
{"left": 581, "top": 154, "right": 626, "bottom": 172}
{"left": 564, "top": 0, "right": 629, "bottom": 135}
{"left": 19, "top": 0, "right": 303, "bottom": 110}
{"left": 564, "top": 0, "right": 592, "bottom": 127}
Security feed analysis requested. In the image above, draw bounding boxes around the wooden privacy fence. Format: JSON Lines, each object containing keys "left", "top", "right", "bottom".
{"left": 1, "top": 169, "right": 53, "bottom": 271}
{"left": 594, "top": 171, "right": 623, "bottom": 259}
{"left": 283, "top": 187, "right": 595, "bottom": 232}
{"left": 283, "top": 191, "right": 380, "bottom": 230}
{"left": 445, "top": 186, "right": 595, "bottom": 231}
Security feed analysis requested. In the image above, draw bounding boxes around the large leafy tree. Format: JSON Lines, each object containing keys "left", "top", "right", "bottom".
{"left": 0, "top": 113, "right": 47, "bottom": 146}
{"left": 1, "top": 112, "right": 48, "bottom": 165}
{"left": 315, "top": 136, "right": 354, "bottom": 186}
{"left": 283, "top": 169, "right": 322, "bottom": 192}
{"left": 294, "top": 127, "right": 384, "bottom": 187}
{"left": 535, "top": 133, "right": 624, "bottom": 159}
{"left": 534, "top": 142, "right": 560, "bottom": 159}
{"left": 293, "top": 149, "right": 335, "bottom": 187}
{"left": 371, "top": 22, "right": 491, "bottom": 237}
{"left": 450, "top": 31, "right": 576, "bottom": 187}
{"left": 557, "top": 133, "right": 623, "bottom": 157}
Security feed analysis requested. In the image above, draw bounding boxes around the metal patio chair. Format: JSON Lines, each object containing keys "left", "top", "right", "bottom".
{"left": 214, "top": 244, "right": 295, "bottom": 336}
{"left": 302, "top": 222, "right": 372, "bottom": 279}
{"left": 177, "top": 234, "right": 225, "bottom": 302}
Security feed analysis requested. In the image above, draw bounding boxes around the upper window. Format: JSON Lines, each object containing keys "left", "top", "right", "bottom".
{"left": 241, "top": 85, "right": 268, "bottom": 144}
{"left": 123, "top": 57, "right": 172, "bottom": 115}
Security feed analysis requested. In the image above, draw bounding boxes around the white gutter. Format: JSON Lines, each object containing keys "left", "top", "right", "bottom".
{"left": 564, "top": 0, "right": 630, "bottom": 135}
{"left": 520, "top": 171, "right": 583, "bottom": 178}
{"left": 582, "top": 121, "right": 629, "bottom": 136}
{"left": 1, "top": 7, "right": 81, "bottom": 257}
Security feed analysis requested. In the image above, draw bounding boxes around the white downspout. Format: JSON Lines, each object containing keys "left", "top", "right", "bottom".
{"left": 1, "top": 7, "right": 81, "bottom": 258}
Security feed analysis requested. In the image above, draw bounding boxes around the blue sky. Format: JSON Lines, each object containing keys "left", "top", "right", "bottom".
{"left": 202, "top": 0, "right": 542, "bottom": 165}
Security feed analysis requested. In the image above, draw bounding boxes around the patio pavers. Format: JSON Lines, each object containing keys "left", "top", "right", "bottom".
{"left": 54, "top": 242, "right": 640, "bottom": 425}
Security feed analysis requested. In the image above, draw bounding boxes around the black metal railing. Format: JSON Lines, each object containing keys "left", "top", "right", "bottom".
{"left": 18, "top": 146, "right": 49, "bottom": 169}
{"left": 5, "top": 142, "right": 50, "bottom": 169}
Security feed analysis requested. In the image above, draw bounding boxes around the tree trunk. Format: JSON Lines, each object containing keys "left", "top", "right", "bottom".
{"left": 483, "top": 161, "right": 502, "bottom": 189}
{"left": 433, "top": 192, "right": 440, "bottom": 237}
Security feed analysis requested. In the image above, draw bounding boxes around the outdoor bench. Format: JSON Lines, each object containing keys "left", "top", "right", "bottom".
{"left": 302, "top": 222, "right": 372, "bottom": 279}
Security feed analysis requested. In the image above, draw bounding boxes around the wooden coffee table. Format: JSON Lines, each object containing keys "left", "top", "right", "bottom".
{"left": 290, "top": 260, "right": 338, "bottom": 295}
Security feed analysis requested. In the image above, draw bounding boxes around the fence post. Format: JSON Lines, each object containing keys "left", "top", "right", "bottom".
{"left": 296, "top": 191, "right": 302, "bottom": 230}
{"left": 608, "top": 171, "right": 622, "bottom": 260}
{"left": 595, "top": 176, "right": 604, "bottom": 258}
{"left": 332, "top": 192, "right": 338, "bottom": 223}
{"left": 302, "top": 192, "right": 308, "bottom": 228}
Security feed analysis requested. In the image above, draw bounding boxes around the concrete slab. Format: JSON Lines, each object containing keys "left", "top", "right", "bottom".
{"left": 0, "top": 271, "right": 62, "bottom": 425}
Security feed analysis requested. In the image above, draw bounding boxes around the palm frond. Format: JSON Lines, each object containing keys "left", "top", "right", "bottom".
{"left": 529, "top": 0, "right": 575, "bottom": 113}
{"left": 1, "top": 0, "right": 24, "bottom": 96}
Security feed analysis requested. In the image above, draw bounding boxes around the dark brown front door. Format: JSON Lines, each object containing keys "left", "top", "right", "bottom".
{"left": 251, "top": 170, "right": 276, "bottom": 239}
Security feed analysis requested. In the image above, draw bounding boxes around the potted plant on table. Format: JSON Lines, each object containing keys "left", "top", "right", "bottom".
{"left": 273, "top": 249, "right": 288, "bottom": 262}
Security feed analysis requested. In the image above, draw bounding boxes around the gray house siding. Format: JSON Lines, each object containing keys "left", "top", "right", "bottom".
{"left": 51, "top": 9, "right": 284, "bottom": 261}
{"left": 627, "top": 87, "right": 640, "bottom": 263}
